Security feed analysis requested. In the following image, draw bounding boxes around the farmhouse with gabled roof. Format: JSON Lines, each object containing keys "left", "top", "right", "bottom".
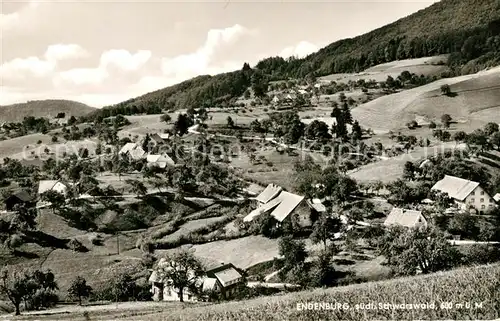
{"left": 431, "top": 175, "right": 496, "bottom": 214}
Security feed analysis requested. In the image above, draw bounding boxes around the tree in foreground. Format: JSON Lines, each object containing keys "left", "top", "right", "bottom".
{"left": 377, "top": 226, "right": 462, "bottom": 275}
{"left": 276, "top": 236, "right": 308, "bottom": 285}
{"left": 155, "top": 250, "right": 205, "bottom": 302}
{"left": 68, "top": 276, "right": 93, "bottom": 305}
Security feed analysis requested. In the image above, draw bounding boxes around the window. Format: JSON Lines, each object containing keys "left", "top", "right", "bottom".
{"left": 480, "top": 198, "right": 484, "bottom": 203}
{"left": 471, "top": 191, "right": 475, "bottom": 196}
{"left": 480, "top": 191, "right": 485, "bottom": 195}
{"left": 481, "top": 205, "right": 485, "bottom": 209}
{"left": 470, "top": 198, "right": 475, "bottom": 203}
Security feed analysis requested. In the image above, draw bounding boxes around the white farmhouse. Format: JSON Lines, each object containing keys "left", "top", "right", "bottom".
{"left": 431, "top": 175, "right": 496, "bottom": 214}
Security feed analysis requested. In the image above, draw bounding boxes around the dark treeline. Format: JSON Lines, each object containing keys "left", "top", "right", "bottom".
{"left": 83, "top": 0, "right": 500, "bottom": 120}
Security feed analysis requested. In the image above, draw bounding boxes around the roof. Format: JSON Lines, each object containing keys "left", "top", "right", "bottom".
{"left": 119, "top": 143, "right": 137, "bottom": 155}
{"left": 431, "top": 175, "right": 480, "bottom": 201}
{"left": 38, "top": 180, "right": 67, "bottom": 195}
{"left": 270, "top": 191, "right": 305, "bottom": 222}
{"left": 150, "top": 133, "right": 164, "bottom": 144}
{"left": 419, "top": 159, "right": 433, "bottom": 168}
{"left": 128, "top": 146, "right": 146, "bottom": 160}
{"left": 384, "top": 208, "right": 426, "bottom": 228}
{"left": 306, "top": 199, "right": 326, "bottom": 212}
{"left": 202, "top": 277, "right": 218, "bottom": 291}
{"left": 243, "top": 196, "right": 282, "bottom": 222}
{"left": 8, "top": 190, "right": 34, "bottom": 203}
{"left": 213, "top": 267, "right": 242, "bottom": 287}
{"left": 255, "top": 184, "right": 282, "bottom": 204}
{"left": 158, "top": 133, "right": 171, "bottom": 140}
{"left": 147, "top": 154, "right": 175, "bottom": 167}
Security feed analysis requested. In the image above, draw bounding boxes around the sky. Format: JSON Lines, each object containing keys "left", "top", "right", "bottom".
{"left": 0, "top": 0, "right": 439, "bottom": 108}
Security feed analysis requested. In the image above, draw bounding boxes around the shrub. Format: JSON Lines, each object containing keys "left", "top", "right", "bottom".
{"left": 463, "top": 244, "right": 500, "bottom": 265}
{"left": 67, "top": 238, "right": 88, "bottom": 252}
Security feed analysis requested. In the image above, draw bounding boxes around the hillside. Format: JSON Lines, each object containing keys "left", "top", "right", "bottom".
{"left": 8, "top": 264, "right": 499, "bottom": 320}
{"left": 85, "top": 0, "right": 500, "bottom": 118}
{"left": 0, "top": 100, "right": 95, "bottom": 122}
{"left": 351, "top": 65, "right": 500, "bottom": 132}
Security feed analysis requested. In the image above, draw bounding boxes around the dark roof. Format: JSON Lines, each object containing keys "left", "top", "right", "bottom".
{"left": 8, "top": 190, "right": 35, "bottom": 203}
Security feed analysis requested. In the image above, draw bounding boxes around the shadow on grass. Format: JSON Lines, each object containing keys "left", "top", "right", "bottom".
{"left": 11, "top": 250, "right": 40, "bottom": 259}
{"left": 23, "top": 230, "right": 69, "bottom": 249}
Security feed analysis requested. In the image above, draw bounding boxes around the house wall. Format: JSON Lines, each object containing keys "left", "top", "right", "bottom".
{"left": 293, "top": 202, "right": 313, "bottom": 227}
{"left": 52, "top": 182, "right": 68, "bottom": 194}
{"left": 462, "top": 186, "right": 496, "bottom": 213}
{"left": 150, "top": 284, "right": 197, "bottom": 302}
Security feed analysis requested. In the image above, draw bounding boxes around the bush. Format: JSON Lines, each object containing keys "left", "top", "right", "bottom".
{"left": 67, "top": 238, "right": 88, "bottom": 252}
{"left": 463, "top": 244, "right": 500, "bottom": 265}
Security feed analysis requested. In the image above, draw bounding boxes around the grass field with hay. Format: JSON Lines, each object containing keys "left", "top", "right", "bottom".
{"left": 319, "top": 55, "right": 449, "bottom": 84}
{"left": 351, "top": 66, "right": 500, "bottom": 132}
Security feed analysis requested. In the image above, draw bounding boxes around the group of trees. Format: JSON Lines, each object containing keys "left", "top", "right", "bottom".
{"left": 0, "top": 269, "right": 58, "bottom": 315}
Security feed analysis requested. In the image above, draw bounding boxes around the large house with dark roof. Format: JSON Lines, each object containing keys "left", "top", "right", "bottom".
{"left": 149, "top": 259, "right": 243, "bottom": 302}
{"left": 4, "top": 190, "right": 35, "bottom": 211}
{"left": 243, "top": 184, "right": 324, "bottom": 227}
{"left": 431, "top": 175, "right": 496, "bottom": 214}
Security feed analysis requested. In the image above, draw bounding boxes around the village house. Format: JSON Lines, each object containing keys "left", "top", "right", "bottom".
{"left": 146, "top": 154, "right": 176, "bottom": 169}
{"left": 37, "top": 180, "right": 69, "bottom": 196}
{"left": 149, "top": 259, "right": 243, "bottom": 302}
{"left": 243, "top": 184, "right": 323, "bottom": 227}
{"left": 3, "top": 190, "right": 35, "bottom": 211}
{"left": 384, "top": 208, "right": 427, "bottom": 229}
{"left": 119, "top": 143, "right": 146, "bottom": 161}
{"left": 431, "top": 175, "right": 496, "bottom": 214}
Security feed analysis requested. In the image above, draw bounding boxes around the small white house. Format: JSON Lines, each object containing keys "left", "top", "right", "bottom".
{"left": 146, "top": 154, "right": 175, "bottom": 169}
{"left": 37, "top": 180, "right": 68, "bottom": 195}
{"left": 431, "top": 175, "right": 496, "bottom": 214}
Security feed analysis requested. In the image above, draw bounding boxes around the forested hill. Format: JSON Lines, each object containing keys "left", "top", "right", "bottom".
{"left": 85, "top": 0, "right": 500, "bottom": 120}
{"left": 1, "top": 100, "right": 95, "bottom": 122}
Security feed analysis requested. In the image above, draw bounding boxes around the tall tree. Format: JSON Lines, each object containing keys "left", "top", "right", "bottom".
{"left": 310, "top": 215, "right": 342, "bottom": 250}
{"left": 155, "top": 250, "right": 205, "bottom": 302}
{"left": 68, "top": 276, "right": 93, "bottom": 305}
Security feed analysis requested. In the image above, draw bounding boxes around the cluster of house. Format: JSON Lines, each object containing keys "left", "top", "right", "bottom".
{"left": 147, "top": 183, "right": 327, "bottom": 302}
{"left": 148, "top": 259, "right": 244, "bottom": 302}
{"left": 384, "top": 174, "right": 499, "bottom": 229}
{"left": 271, "top": 84, "right": 323, "bottom": 106}
{"left": 3, "top": 180, "right": 70, "bottom": 211}
{"left": 118, "top": 133, "right": 176, "bottom": 169}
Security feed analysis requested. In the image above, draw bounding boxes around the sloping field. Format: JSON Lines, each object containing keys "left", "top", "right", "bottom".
{"left": 349, "top": 142, "right": 467, "bottom": 183}
{"left": 319, "top": 55, "right": 449, "bottom": 84}
{"left": 159, "top": 217, "right": 228, "bottom": 243}
{"left": 120, "top": 114, "right": 175, "bottom": 137}
{"left": 0, "top": 133, "right": 52, "bottom": 160}
{"left": 156, "top": 236, "right": 323, "bottom": 270}
{"left": 351, "top": 66, "right": 500, "bottom": 132}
